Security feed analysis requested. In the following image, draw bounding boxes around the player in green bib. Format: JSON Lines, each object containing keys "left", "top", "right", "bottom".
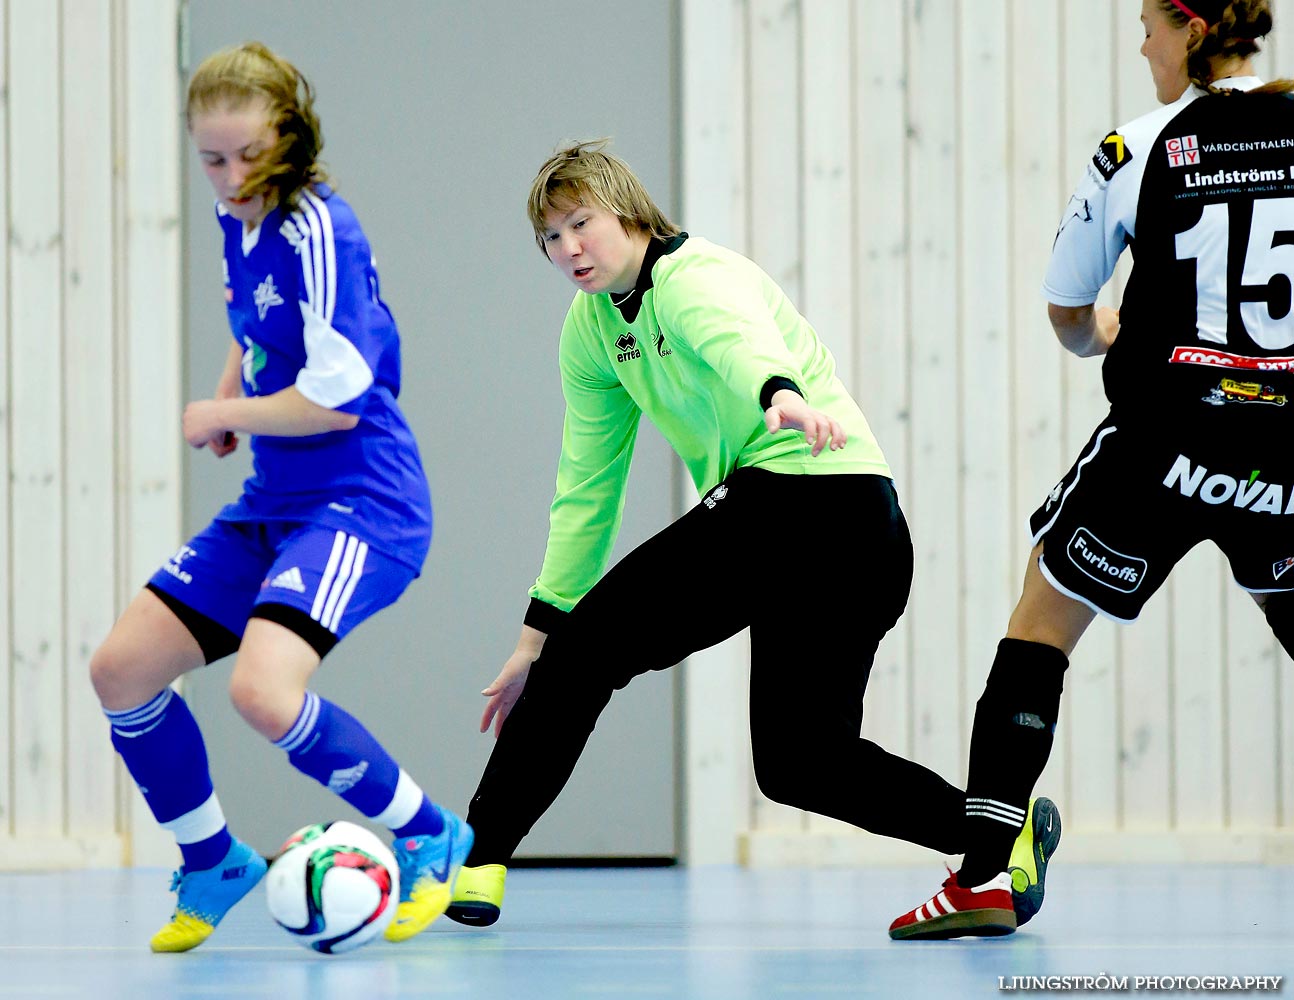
{"left": 446, "top": 141, "right": 1055, "bottom": 926}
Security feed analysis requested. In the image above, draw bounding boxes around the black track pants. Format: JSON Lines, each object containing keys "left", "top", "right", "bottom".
{"left": 465, "top": 467, "right": 967, "bottom": 864}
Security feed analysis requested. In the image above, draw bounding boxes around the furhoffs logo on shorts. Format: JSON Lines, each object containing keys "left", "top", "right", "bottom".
{"left": 1067, "top": 528, "right": 1146, "bottom": 593}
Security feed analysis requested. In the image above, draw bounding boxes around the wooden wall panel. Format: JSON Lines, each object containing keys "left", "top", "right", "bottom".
{"left": 852, "top": 0, "right": 913, "bottom": 789}
{"left": 0, "top": 0, "right": 11, "bottom": 837}
{"left": 62, "top": 0, "right": 120, "bottom": 839}
{"left": 1008, "top": 0, "right": 1068, "bottom": 805}
{"left": 905, "top": 0, "right": 964, "bottom": 783}
{"left": 956, "top": 0, "right": 1012, "bottom": 788}
{"left": 0, "top": 0, "right": 180, "bottom": 868}
{"left": 8, "top": 0, "right": 67, "bottom": 837}
{"left": 1059, "top": 0, "right": 1121, "bottom": 832}
{"left": 683, "top": 0, "right": 1294, "bottom": 858}
{"left": 746, "top": 0, "right": 807, "bottom": 833}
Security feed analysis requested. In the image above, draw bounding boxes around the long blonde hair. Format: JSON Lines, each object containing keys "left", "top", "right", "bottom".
{"left": 186, "top": 42, "right": 330, "bottom": 210}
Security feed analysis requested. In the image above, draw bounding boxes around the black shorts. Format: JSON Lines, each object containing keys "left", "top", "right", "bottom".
{"left": 1028, "top": 417, "right": 1294, "bottom": 622}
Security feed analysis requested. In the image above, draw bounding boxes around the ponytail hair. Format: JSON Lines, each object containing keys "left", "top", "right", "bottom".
{"left": 1158, "top": 0, "right": 1294, "bottom": 95}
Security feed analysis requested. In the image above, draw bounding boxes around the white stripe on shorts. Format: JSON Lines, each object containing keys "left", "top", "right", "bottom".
{"left": 311, "top": 531, "right": 348, "bottom": 622}
{"left": 319, "top": 535, "right": 359, "bottom": 630}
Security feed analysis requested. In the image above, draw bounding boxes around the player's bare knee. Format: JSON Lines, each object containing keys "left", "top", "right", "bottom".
{"left": 89, "top": 638, "right": 145, "bottom": 708}
{"left": 228, "top": 667, "right": 302, "bottom": 740}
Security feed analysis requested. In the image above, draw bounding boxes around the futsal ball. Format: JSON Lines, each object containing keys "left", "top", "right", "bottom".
{"left": 265, "top": 820, "right": 399, "bottom": 954}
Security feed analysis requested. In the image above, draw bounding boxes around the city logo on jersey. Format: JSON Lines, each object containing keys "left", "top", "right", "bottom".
{"left": 615, "top": 332, "right": 642, "bottom": 363}
{"left": 1201, "top": 377, "right": 1286, "bottom": 407}
{"left": 655, "top": 330, "right": 672, "bottom": 357}
{"left": 1274, "top": 556, "right": 1294, "bottom": 582}
{"left": 1165, "top": 135, "right": 1200, "bottom": 168}
{"left": 163, "top": 544, "right": 198, "bottom": 585}
{"left": 1067, "top": 528, "right": 1145, "bottom": 592}
{"left": 1163, "top": 454, "right": 1294, "bottom": 515}
{"left": 254, "top": 274, "right": 284, "bottom": 320}
{"left": 702, "top": 483, "right": 729, "bottom": 510}
{"left": 1169, "top": 345, "right": 1294, "bottom": 372}
{"left": 242, "top": 335, "right": 267, "bottom": 393}
{"left": 1093, "top": 132, "right": 1132, "bottom": 181}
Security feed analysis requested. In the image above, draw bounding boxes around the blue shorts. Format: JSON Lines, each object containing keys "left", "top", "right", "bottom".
{"left": 148, "top": 519, "right": 418, "bottom": 649}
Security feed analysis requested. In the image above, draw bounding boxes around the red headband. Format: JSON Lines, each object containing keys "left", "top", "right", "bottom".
{"left": 1168, "top": 0, "right": 1209, "bottom": 22}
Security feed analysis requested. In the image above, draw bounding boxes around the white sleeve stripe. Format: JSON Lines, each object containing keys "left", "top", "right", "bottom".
{"left": 291, "top": 214, "right": 315, "bottom": 309}
{"left": 306, "top": 200, "right": 329, "bottom": 322}
{"left": 314, "top": 192, "right": 337, "bottom": 324}
{"left": 291, "top": 192, "right": 337, "bottom": 325}
{"left": 305, "top": 190, "right": 337, "bottom": 322}
{"left": 302, "top": 197, "right": 326, "bottom": 320}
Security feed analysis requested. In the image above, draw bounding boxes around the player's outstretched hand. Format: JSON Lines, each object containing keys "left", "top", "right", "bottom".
{"left": 480, "top": 649, "right": 535, "bottom": 738}
{"left": 764, "top": 388, "right": 846, "bottom": 457}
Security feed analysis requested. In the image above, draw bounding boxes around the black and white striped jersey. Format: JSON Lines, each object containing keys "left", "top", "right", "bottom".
{"left": 1045, "top": 77, "right": 1294, "bottom": 455}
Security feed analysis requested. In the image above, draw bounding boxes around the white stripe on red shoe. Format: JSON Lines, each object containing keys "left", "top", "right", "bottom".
{"left": 889, "top": 871, "right": 1017, "bottom": 941}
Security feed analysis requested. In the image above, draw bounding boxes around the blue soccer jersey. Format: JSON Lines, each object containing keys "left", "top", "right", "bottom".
{"left": 213, "top": 186, "right": 431, "bottom": 570}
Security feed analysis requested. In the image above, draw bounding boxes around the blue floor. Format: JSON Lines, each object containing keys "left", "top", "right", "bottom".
{"left": 1, "top": 864, "right": 1289, "bottom": 999}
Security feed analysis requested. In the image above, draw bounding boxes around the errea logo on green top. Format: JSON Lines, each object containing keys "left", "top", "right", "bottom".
{"left": 615, "top": 333, "right": 641, "bottom": 364}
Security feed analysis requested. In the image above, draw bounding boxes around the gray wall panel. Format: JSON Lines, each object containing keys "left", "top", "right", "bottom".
{"left": 181, "top": 0, "right": 679, "bottom": 858}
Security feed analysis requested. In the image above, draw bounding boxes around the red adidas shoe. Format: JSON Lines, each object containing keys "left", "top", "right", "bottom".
{"left": 888, "top": 870, "right": 1017, "bottom": 940}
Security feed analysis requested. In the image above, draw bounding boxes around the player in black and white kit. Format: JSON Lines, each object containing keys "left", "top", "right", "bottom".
{"left": 891, "top": 0, "right": 1291, "bottom": 939}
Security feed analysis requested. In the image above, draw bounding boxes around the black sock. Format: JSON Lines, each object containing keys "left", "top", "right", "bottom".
{"left": 958, "top": 638, "right": 1067, "bottom": 887}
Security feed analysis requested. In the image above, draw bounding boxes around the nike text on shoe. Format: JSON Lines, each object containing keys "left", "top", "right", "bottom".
{"left": 1008, "top": 796, "right": 1062, "bottom": 926}
{"left": 150, "top": 838, "right": 268, "bottom": 953}
{"left": 889, "top": 871, "right": 1017, "bottom": 941}
{"left": 446, "top": 864, "right": 507, "bottom": 927}
{"left": 384, "top": 809, "right": 474, "bottom": 943}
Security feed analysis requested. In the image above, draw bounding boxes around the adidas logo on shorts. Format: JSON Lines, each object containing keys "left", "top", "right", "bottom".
{"left": 269, "top": 566, "right": 307, "bottom": 593}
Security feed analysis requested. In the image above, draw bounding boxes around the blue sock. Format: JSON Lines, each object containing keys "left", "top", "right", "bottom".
{"left": 105, "top": 690, "right": 232, "bottom": 870}
{"left": 276, "top": 692, "right": 444, "bottom": 838}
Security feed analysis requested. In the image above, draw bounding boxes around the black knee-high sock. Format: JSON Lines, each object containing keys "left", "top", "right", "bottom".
{"left": 958, "top": 638, "right": 1067, "bottom": 887}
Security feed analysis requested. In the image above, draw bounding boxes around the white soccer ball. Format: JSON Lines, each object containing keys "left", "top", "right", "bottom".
{"left": 265, "top": 820, "right": 400, "bottom": 954}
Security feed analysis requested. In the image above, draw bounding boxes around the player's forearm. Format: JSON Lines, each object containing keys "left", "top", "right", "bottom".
{"left": 1047, "top": 303, "right": 1106, "bottom": 358}
{"left": 211, "top": 386, "right": 359, "bottom": 437}
{"left": 215, "top": 342, "right": 244, "bottom": 399}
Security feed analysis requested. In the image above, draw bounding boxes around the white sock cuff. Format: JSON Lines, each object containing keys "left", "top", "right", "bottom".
{"left": 274, "top": 692, "right": 321, "bottom": 753}
{"left": 161, "top": 791, "right": 227, "bottom": 845}
{"left": 372, "top": 769, "right": 425, "bottom": 830}
{"left": 104, "top": 689, "right": 174, "bottom": 731}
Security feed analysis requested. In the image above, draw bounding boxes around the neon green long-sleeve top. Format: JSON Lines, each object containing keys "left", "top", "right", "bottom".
{"left": 530, "top": 235, "right": 891, "bottom": 612}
